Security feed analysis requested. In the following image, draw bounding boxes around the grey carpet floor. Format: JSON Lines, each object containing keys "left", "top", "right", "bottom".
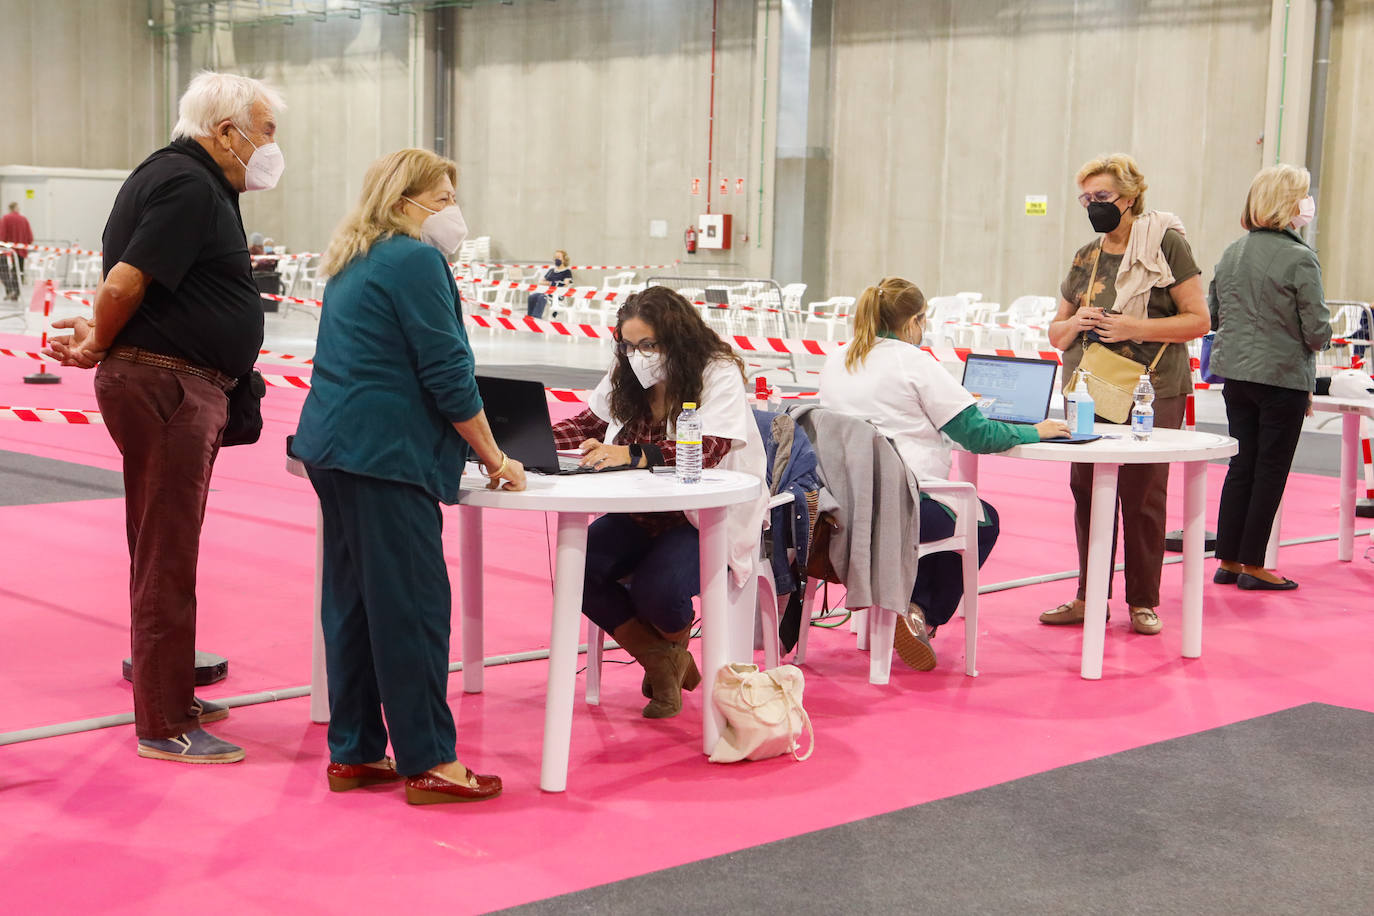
{"left": 500, "top": 703, "right": 1374, "bottom": 915}
{"left": 0, "top": 449, "right": 124, "bottom": 506}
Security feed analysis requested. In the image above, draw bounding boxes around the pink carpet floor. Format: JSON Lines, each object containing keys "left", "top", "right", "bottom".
{"left": 2, "top": 335, "right": 1372, "bottom": 913}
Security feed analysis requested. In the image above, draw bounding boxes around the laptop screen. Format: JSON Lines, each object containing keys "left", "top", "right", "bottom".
{"left": 959, "top": 355, "right": 1059, "bottom": 424}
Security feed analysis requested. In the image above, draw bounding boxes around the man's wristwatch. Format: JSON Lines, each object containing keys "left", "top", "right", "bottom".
{"left": 629, "top": 443, "right": 644, "bottom": 468}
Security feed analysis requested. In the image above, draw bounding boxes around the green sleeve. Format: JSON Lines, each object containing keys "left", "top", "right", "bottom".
{"left": 940, "top": 404, "right": 1039, "bottom": 454}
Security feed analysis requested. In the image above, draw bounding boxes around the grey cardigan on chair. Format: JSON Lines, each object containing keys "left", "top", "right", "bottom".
{"left": 790, "top": 404, "right": 921, "bottom": 617}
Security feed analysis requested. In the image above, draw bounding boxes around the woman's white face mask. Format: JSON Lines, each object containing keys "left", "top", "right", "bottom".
{"left": 402, "top": 197, "right": 469, "bottom": 255}
{"left": 628, "top": 351, "right": 667, "bottom": 389}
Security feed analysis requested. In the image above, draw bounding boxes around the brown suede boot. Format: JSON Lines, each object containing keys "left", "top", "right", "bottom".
{"left": 641, "top": 626, "right": 701, "bottom": 699}
{"left": 612, "top": 620, "right": 701, "bottom": 718}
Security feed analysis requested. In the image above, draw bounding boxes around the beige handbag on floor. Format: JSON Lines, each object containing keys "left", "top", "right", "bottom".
{"left": 708, "top": 663, "right": 814, "bottom": 763}
{"left": 1070, "top": 243, "right": 1171, "bottom": 423}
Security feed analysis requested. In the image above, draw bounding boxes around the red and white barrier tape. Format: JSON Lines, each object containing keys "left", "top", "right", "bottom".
{"left": 457, "top": 262, "right": 678, "bottom": 272}
{"left": 0, "top": 406, "right": 104, "bottom": 424}
{"left": 0, "top": 241, "right": 100, "bottom": 257}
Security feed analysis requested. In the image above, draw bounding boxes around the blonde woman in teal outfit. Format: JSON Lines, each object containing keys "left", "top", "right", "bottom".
{"left": 295, "top": 149, "right": 524, "bottom": 806}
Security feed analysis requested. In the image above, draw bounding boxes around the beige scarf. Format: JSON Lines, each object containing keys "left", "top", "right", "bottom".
{"left": 1113, "top": 209, "right": 1186, "bottom": 342}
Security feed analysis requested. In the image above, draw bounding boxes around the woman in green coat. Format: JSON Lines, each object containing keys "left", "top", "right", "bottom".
{"left": 294, "top": 149, "right": 524, "bottom": 805}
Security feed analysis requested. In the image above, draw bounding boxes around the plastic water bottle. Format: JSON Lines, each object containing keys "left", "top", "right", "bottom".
{"left": 1067, "top": 371, "right": 1095, "bottom": 436}
{"left": 1131, "top": 373, "right": 1155, "bottom": 441}
{"left": 676, "top": 402, "right": 702, "bottom": 484}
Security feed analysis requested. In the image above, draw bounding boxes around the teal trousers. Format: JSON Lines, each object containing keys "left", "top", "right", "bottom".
{"left": 306, "top": 465, "right": 458, "bottom": 777}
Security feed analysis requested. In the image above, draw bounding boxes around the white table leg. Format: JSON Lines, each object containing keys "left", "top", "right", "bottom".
{"left": 1080, "top": 462, "right": 1119, "bottom": 680}
{"left": 1340, "top": 412, "right": 1359, "bottom": 562}
{"left": 459, "top": 504, "right": 484, "bottom": 693}
{"left": 698, "top": 506, "right": 730, "bottom": 755}
{"left": 540, "top": 511, "right": 590, "bottom": 793}
{"left": 1264, "top": 498, "right": 1283, "bottom": 569}
{"left": 1181, "top": 461, "right": 1207, "bottom": 659}
{"left": 310, "top": 501, "right": 329, "bottom": 723}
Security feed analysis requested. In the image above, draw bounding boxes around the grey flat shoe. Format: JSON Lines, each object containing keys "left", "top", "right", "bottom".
{"left": 191, "top": 696, "right": 229, "bottom": 724}
{"left": 138, "top": 728, "right": 245, "bottom": 764}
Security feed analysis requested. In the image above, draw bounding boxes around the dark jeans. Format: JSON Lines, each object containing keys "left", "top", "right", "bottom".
{"left": 527, "top": 292, "right": 548, "bottom": 318}
{"left": 1069, "top": 393, "right": 1187, "bottom": 609}
{"left": 94, "top": 359, "right": 227, "bottom": 739}
{"left": 583, "top": 514, "right": 700, "bottom": 633}
{"left": 1215, "top": 378, "right": 1309, "bottom": 566}
{"left": 306, "top": 466, "right": 458, "bottom": 778}
{"left": 913, "top": 498, "right": 999, "bottom": 627}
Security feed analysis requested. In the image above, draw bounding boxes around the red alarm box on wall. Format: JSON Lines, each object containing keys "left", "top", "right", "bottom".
{"left": 697, "top": 213, "right": 732, "bottom": 250}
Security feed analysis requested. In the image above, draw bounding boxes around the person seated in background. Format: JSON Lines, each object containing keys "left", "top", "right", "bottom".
{"left": 819, "top": 277, "right": 1068, "bottom": 671}
{"left": 526, "top": 248, "right": 572, "bottom": 318}
{"left": 552, "top": 286, "right": 766, "bottom": 718}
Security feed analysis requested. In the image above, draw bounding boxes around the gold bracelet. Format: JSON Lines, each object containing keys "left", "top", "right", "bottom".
{"left": 481, "top": 452, "right": 509, "bottom": 479}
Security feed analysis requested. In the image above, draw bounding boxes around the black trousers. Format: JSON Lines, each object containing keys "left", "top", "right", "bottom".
{"left": 306, "top": 466, "right": 458, "bottom": 777}
{"left": 912, "top": 498, "right": 999, "bottom": 627}
{"left": 1214, "top": 378, "right": 1309, "bottom": 566}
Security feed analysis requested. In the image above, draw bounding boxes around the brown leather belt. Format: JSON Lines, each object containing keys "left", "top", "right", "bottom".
{"left": 109, "top": 346, "right": 238, "bottom": 391}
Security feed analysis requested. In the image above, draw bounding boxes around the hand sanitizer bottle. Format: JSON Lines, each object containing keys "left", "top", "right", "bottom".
{"left": 1067, "top": 371, "right": 1095, "bottom": 436}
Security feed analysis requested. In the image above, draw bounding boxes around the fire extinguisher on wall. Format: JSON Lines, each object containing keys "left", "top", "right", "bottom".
{"left": 684, "top": 225, "right": 698, "bottom": 254}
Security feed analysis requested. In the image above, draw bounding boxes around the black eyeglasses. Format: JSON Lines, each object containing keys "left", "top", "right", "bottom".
{"left": 615, "top": 339, "right": 661, "bottom": 356}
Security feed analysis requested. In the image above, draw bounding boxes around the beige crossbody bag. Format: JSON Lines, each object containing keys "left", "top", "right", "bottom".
{"left": 1068, "top": 242, "right": 1170, "bottom": 423}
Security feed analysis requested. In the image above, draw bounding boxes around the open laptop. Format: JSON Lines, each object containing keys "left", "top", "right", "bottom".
{"left": 959, "top": 354, "right": 1101, "bottom": 444}
{"left": 476, "top": 375, "right": 635, "bottom": 474}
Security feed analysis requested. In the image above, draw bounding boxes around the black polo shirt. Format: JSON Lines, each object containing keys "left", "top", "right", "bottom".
{"left": 103, "top": 138, "right": 263, "bottom": 377}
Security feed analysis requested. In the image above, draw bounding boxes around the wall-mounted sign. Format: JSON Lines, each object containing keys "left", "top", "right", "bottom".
{"left": 1025, "top": 194, "right": 1048, "bottom": 216}
{"left": 735, "top": 178, "right": 745, "bottom": 194}
{"left": 691, "top": 178, "right": 701, "bottom": 196}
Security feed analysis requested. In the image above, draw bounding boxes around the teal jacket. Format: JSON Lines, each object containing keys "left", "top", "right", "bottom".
{"left": 293, "top": 235, "right": 483, "bottom": 503}
{"left": 1208, "top": 227, "right": 1331, "bottom": 392}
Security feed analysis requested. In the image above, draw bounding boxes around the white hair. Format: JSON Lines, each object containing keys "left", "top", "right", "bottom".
{"left": 171, "top": 71, "right": 286, "bottom": 141}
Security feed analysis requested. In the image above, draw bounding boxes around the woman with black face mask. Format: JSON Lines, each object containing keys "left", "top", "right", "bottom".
{"left": 1041, "top": 154, "right": 1211, "bottom": 637}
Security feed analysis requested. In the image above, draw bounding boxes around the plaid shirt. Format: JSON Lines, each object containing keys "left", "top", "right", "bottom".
{"left": 552, "top": 408, "right": 732, "bottom": 535}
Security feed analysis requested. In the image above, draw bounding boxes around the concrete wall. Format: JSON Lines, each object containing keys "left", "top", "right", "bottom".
{"left": 1316, "top": 0, "right": 1374, "bottom": 300}
{"left": 450, "top": 0, "right": 768, "bottom": 277}
{"left": 177, "top": 13, "right": 420, "bottom": 255}
{"left": 0, "top": 0, "right": 164, "bottom": 171}
{"left": 827, "top": 0, "right": 1273, "bottom": 307}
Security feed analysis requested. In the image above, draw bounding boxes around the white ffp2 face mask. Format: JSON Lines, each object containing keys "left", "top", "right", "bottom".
{"left": 232, "top": 125, "right": 285, "bottom": 192}
{"left": 628, "top": 351, "right": 667, "bottom": 389}
{"left": 403, "top": 197, "right": 469, "bottom": 255}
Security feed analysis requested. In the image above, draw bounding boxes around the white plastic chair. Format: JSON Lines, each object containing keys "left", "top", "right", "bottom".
{"left": 774, "top": 478, "right": 980, "bottom": 684}
{"left": 584, "top": 491, "right": 795, "bottom": 705}
{"left": 991, "top": 295, "right": 1057, "bottom": 350}
{"left": 803, "top": 296, "right": 856, "bottom": 341}
{"left": 925, "top": 295, "right": 973, "bottom": 348}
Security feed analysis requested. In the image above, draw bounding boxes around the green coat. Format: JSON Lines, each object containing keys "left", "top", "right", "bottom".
{"left": 1207, "top": 227, "right": 1331, "bottom": 392}
{"left": 294, "top": 235, "right": 483, "bottom": 504}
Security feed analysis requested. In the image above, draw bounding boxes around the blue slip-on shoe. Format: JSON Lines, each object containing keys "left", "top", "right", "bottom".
{"left": 137, "top": 728, "right": 245, "bottom": 764}
{"left": 190, "top": 696, "right": 229, "bottom": 724}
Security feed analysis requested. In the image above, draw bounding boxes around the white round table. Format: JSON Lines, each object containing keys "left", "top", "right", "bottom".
{"left": 1309, "top": 395, "right": 1374, "bottom": 561}
{"left": 287, "top": 457, "right": 761, "bottom": 792}
{"left": 956, "top": 425, "right": 1237, "bottom": 679}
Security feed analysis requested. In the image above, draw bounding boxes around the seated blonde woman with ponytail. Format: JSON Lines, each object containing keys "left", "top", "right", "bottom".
{"left": 819, "top": 277, "right": 1069, "bottom": 671}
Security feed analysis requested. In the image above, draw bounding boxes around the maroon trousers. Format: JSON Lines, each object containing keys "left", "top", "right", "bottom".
{"left": 95, "top": 359, "right": 227, "bottom": 739}
{"left": 1069, "top": 394, "right": 1187, "bottom": 610}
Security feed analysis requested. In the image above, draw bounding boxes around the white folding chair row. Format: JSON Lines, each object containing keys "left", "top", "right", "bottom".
{"left": 988, "top": 295, "right": 1058, "bottom": 350}
{"left": 924, "top": 294, "right": 975, "bottom": 348}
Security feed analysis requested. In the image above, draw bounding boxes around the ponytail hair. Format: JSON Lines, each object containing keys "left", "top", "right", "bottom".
{"left": 844, "top": 276, "right": 927, "bottom": 372}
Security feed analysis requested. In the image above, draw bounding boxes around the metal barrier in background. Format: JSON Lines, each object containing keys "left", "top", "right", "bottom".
{"left": 647, "top": 275, "right": 803, "bottom": 380}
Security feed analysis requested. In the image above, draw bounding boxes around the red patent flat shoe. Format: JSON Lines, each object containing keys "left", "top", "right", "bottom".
{"left": 326, "top": 758, "right": 404, "bottom": 792}
{"left": 404, "top": 768, "right": 503, "bottom": 805}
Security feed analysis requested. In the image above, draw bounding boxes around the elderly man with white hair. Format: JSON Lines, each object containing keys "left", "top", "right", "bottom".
{"left": 46, "top": 71, "right": 286, "bottom": 764}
